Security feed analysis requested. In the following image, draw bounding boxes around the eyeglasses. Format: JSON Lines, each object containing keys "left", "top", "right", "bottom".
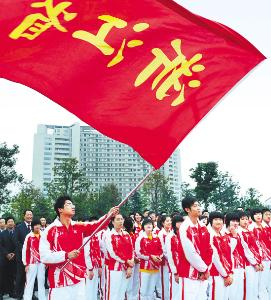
{"left": 64, "top": 202, "right": 74, "bottom": 207}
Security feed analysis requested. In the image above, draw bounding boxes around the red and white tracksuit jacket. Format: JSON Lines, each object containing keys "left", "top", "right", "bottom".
{"left": 135, "top": 232, "right": 163, "bottom": 271}
{"left": 105, "top": 228, "right": 134, "bottom": 271}
{"left": 209, "top": 230, "right": 234, "bottom": 278}
{"left": 238, "top": 227, "right": 262, "bottom": 267}
{"left": 158, "top": 228, "right": 171, "bottom": 267}
{"left": 166, "top": 231, "right": 182, "bottom": 276}
{"left": 179, "top": 218, "right": 213, "bottom": 279}
{"left": 85, "top": 233, "right": 102, "bottom": 271}
{"left": 39, "top": 215, "right": 109, "bottom": 288}
{"left": 225, "top": 231, "right": 246, "bottom": 270}
{"left": 248, "top": 222, "right": 271, "bottom": 261}
{"left": 22, "top": 232, "right": 41, "bottom": 266}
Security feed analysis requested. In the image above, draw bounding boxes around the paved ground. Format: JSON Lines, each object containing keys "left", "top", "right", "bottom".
{"left": 3, "top": 290, "right": 48, "bottom": 300}
{"left": 3, "top": 290, "right": 161, "bottom": 299}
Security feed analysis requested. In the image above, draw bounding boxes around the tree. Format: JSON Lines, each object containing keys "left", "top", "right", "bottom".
{"left": 190, "top": 162, "right": 220, "bottom": 208}
{"left": 240, "top": 188, "right": 263, "bottom": 209}
{"left": 209, "top": 172, "right": 241, "bottom": 212}
{"left": 9, "top": 182, "right": 41, "bottom": 221}
{"left": 158, "top": 188, "right": 180, "bottom": 214}
{"left": 180, "top": 182, "right": 195, "bottom": 198}
{"left": 121, "top": 191, "right": 148, "bottom": 216}
{"left": 45, "top": 158, "right": 92, "bottom": 199}
{"left": 0, "top": 143, "right": 23, "bottom": 204}
{"left": 71, "top": 192, "right": 98, "bottom": 220}
{"left": 141, "top": 171, "right": 180, "bottom": 213}
{"left": 32, "top": 196, "right": 55, "bottom": 220}
{"left": 90, "top": 184, "right": 121, "bottom": 217}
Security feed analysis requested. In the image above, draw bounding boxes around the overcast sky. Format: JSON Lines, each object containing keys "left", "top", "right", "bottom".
{"left": 0, "top": 0, "right": 270, "bottom": 201}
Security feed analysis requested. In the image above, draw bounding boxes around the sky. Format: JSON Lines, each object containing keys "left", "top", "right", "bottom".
{"left": 0, "top": 0, "right": 270, "bottom": 201}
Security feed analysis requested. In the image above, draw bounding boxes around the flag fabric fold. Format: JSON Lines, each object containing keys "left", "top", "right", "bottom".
{"left": 0, "top": 0, "right": 266, "bottom": 168}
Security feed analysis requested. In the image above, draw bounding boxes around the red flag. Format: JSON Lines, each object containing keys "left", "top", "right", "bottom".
{"left": 0, "top": 0, "right": 265, "bottom": 168}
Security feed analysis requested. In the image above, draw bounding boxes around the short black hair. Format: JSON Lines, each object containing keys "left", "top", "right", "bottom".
{"left": 124, "top": 217, "right": 134, "bottom": 233}
{"left": 143, "top": 209, "right": 149, "bottom": 213}
{"left": 238, "top": 211, "right": 250, "bottom": 221}
{"left": 225, "top": 212, "right": 240, "bottom": 228}
{"left": 209, "top": 211, "right": 224, "bottom": 226}
{"left": 142, "top": 218, "right": 153, "bottom": 229}
{"left": 31, "top": 218, "right": 41, "bottom": 231}
{"left": 202, "top": 209, "right": 209, "bottom": 214}
{"left": 54, "top": 195, "right": 72, "bottom": 217}
{"left": 134, "top": 211, "right": 143, "bottom": 218}
{"left": 251, "top": 208, "right": 262, "bottom": 222}
{"left": 182, "top": 196, "right": 198, "bottom": 214}
{"left": 5, "top": 216, "right": 15, "bottom": 223}
{"left": 23, "top": 209, "right": 33, "bottom": 216}
{"left": 111, "top": 213, "right": 123, "bottom": 222}
{"left": 262, "top": 208, "right": 271, "bottom": 214}
{"left": 148, "top": 211, "right": 156, "bottom": 216}
{"left": 158, "top": 215, "right": 171, "bottom": 229}
{"left": 172, "top": 215, "right": 184, "bottom": 234}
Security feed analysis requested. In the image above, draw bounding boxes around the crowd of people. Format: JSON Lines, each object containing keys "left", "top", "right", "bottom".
{"left": 0, "top": 195, "right": 271, "bottom": 300}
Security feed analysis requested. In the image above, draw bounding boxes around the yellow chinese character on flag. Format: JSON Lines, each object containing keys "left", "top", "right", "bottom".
{"left": 135, "top": 39, "right": 205, "bottom": 106}
{"left": 9, "top": 0, "right": 77, "bottom": 40}
{"left": 73, "top": 15, "right": 149, "bottom": 67}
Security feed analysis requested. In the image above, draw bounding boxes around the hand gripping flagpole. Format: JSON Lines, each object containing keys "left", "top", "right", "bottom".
{"left": 60, "top": 167, "right": 155, "bottom": 271}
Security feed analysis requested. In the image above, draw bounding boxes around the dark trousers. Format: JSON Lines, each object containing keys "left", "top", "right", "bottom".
{"left": 5, "top": 260, "right": 16, "bottom": 294}
{"left": 15, "top": 260, "right": 25, "bottom": 298}
{"left": 0, "top": 260, "right": 4, "bottom": 296}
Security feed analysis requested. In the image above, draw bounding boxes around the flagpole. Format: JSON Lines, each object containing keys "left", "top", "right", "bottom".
{"left": 60, "top": 167, "right": 155, "bottom": 271}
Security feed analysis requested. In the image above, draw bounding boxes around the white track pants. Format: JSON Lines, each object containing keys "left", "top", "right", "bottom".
{"left": 23, "top": 263, "right": 46, "bottom": 300}
{"left": 86, "top": 269, "right": 99, "bottom": 300}
{"left": 101, "top": 264, "right": 108, "bottom": 300}
{"left": 245, "top": 265, "right": 259, "bottom": 300}
{"left": 48, "top": 280, "right": 86, "bottom": 300}
{"left": 160, "top": 265, "right": 170, "bottom": 300}
{"left": 228, "top": 268, "right": 244, "bottom": 300}
{"left": 208, "top": 276, "right": 229, "bottom": 300}
{"left": 169, "top": 273, "right": 181, "bottom": 300}
{"left": 106, "top": 270, "right": 130, "bottom": 300}
{"left": 259, "top": 260, "right": 271, "bottom": 300}
{"left": 126, "top": 264, "right": 140, "bottom": 300}
{"left": 179, "top": 277, "right": 208, "bottom": 300}
{"left": 139, "top": 271, "right": 159, "bottom": 300}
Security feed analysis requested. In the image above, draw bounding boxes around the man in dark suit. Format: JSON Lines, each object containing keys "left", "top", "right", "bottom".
{"left": 0, "top": 229, "right": 6, "bottom": 300}
{"left": 13, "top": 210, "right": 36, "bottom": 300}
{"left": 0, "top": 216, "right": 17, "bottom": 298}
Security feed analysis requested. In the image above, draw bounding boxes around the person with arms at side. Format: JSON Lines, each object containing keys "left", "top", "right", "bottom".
{"left": 224, "top": 212, "right": 246, "bottom": 300}
{"left": 22, "top": 219, "right": 46, "bottom": 300}
{"left": 84, "top": 216, "right": 102, "bottom": 300}
{"left": 238, "top": 210, "right": 263, "bottom": 300}
{"left": 39, "top": 195, "right": 119, "bottom": 300}
{"left": 124, "top": 217, "right": 140, "bottom": 300}
{"left": 13, "top": 210, "right": 34, "bottom": 300}
{"left": 208, "top": 211, "right": 234, "bottom": 300}
{"left": 179, "top": 196, "right": 213, "bottom": 300}
{"left": 135, "top": 218, "right": 163, "bottom": 300}
{"left": 165, "top": 214, "right": 184, "bottom": 300}
{"left": 0, "top": 216, "right": 17, "bottom": 298}
{"left": 105, "top": 214, "right": 134, "bottom": 300}
{"left": 249, "top": 208, "right": 271, "bottom": 300}
{"left": 158, "top": 215, "right": 172, "bottom": 300}
{"left": 0, "top": 228, "right": 6, "bottom": 300}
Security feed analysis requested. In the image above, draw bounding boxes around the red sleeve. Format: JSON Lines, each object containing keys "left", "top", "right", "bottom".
{"left": 25, "top": 236, "right": 31, "bottom": 266}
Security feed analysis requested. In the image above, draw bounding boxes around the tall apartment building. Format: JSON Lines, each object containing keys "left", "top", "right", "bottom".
{"left": 32, "top": 123, "right": 182, "bottom": 199}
